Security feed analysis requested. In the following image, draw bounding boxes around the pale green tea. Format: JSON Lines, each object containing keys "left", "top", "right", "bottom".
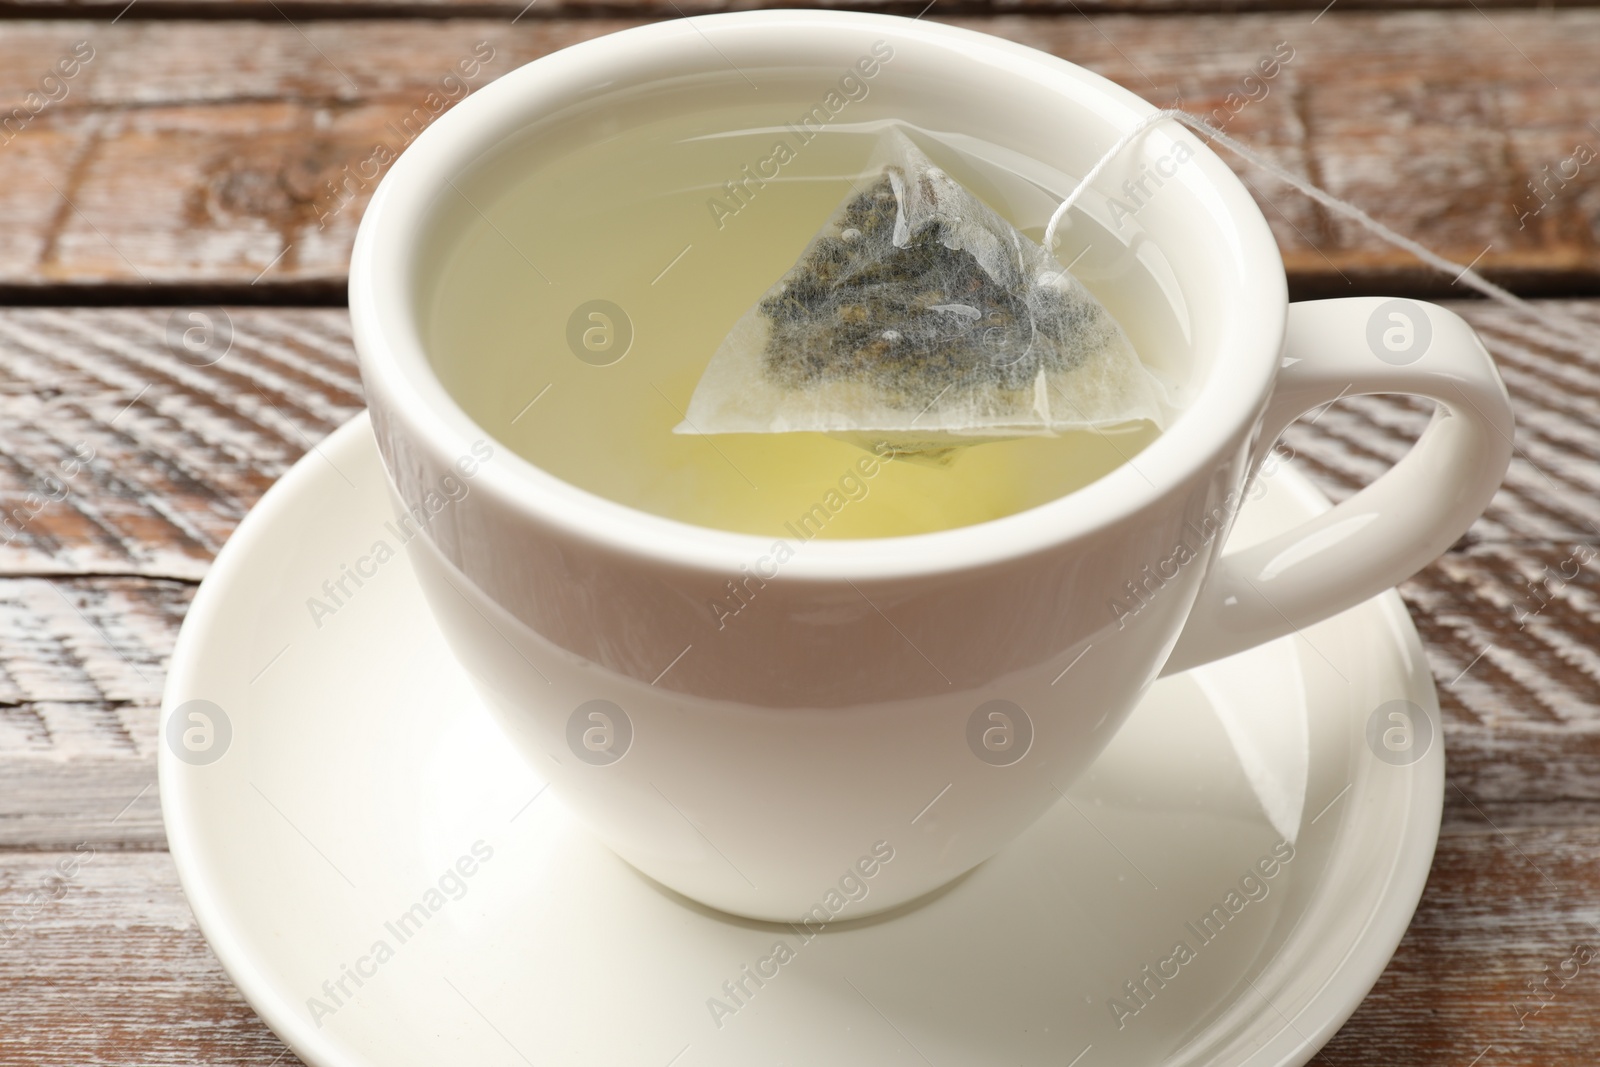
{"left": 424, "top": 88, "right": 1188, "bottom": 539}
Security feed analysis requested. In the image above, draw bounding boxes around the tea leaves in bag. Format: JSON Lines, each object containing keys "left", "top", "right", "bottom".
{"left": 678, "top": 127, "right": 1166, "bottom": 458}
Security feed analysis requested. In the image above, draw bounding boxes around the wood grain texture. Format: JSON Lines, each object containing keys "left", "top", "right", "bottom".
{"left": 0, "top": 577, "right": 177, "bottom": 849}
{"left": 0, "top": 851, "right": 295, "bottom": 1066}
{"left": 0, "top": 0, "right": 1593, "bottom": 19}
{"left": 0, "top": 308, "right": 361, "bottom": 579}
{"left": 0, "top": 11, "right": 1598, "bottom": 294}
{"left": 1319, "top": 816, "right": 1600, "bottom": 1066}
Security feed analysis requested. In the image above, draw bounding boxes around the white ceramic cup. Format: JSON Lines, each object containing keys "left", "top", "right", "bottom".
{"left": 351, "top": 11, "right": 1514, "bottom": 921}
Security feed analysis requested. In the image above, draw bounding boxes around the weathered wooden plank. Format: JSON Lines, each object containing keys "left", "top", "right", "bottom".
{"left": 0, "top": 575, "right": 176, "bottom": 848}
{"left": 1405, "top": 544, "right": 1600, "bottom": 807}
{"left": 0, "top": 0, "right": 1591, "bottom": 19}
{"left": 0, "top": 576, "right": 177, "bottom": 849}
{"left": 0, "top": 577, "right": 175, "bottom": 708}
{"left": 0, "top": 12, "right": 1598, "bottom": 292}
{"left": 0, "top": 308, "right": 361, "bottom": 579}
{"left": 1318, "top": 816, "right": 1600, "bottom": 1066}
{"left": 0, "top": 850, "right": 300, "bottom": 1066}
{"left": 2, "top": 815, "right": 1597, "bottom": 1065}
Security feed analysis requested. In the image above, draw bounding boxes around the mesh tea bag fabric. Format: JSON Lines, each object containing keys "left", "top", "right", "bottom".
{"left": 677, "top": 127, "right": 1168, "bottom": 457}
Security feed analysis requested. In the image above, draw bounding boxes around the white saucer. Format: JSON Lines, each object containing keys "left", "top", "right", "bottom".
{"left": 160, "top": 414, "right": 1442, "bottom": 1067}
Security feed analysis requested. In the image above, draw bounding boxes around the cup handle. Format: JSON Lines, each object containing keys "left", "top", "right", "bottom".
{"left": 1161, "top": 297, "right": 1515, "bottom": 676}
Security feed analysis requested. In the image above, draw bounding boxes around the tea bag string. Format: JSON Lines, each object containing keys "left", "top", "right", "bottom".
{"left": 1043, "top": 107, "right": 1599, "bottom": 347}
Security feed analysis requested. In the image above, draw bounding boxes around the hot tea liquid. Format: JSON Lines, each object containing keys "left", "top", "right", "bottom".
{"left": 424, "top": 98, "right": 1190, "bottom": 539}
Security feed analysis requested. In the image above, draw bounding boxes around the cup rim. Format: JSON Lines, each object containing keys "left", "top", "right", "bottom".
{"left": 350, "top": 9, "right": 1288, "bottom": 581}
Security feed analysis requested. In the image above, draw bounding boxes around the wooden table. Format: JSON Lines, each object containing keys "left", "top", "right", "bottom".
{"left": 1, "top": 2, "right": 1596, "bottom": 1063}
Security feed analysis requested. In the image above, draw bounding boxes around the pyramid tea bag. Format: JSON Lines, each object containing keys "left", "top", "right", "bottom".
{"left": 677, "top": 126, "right": 1167, "bottom": 459}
